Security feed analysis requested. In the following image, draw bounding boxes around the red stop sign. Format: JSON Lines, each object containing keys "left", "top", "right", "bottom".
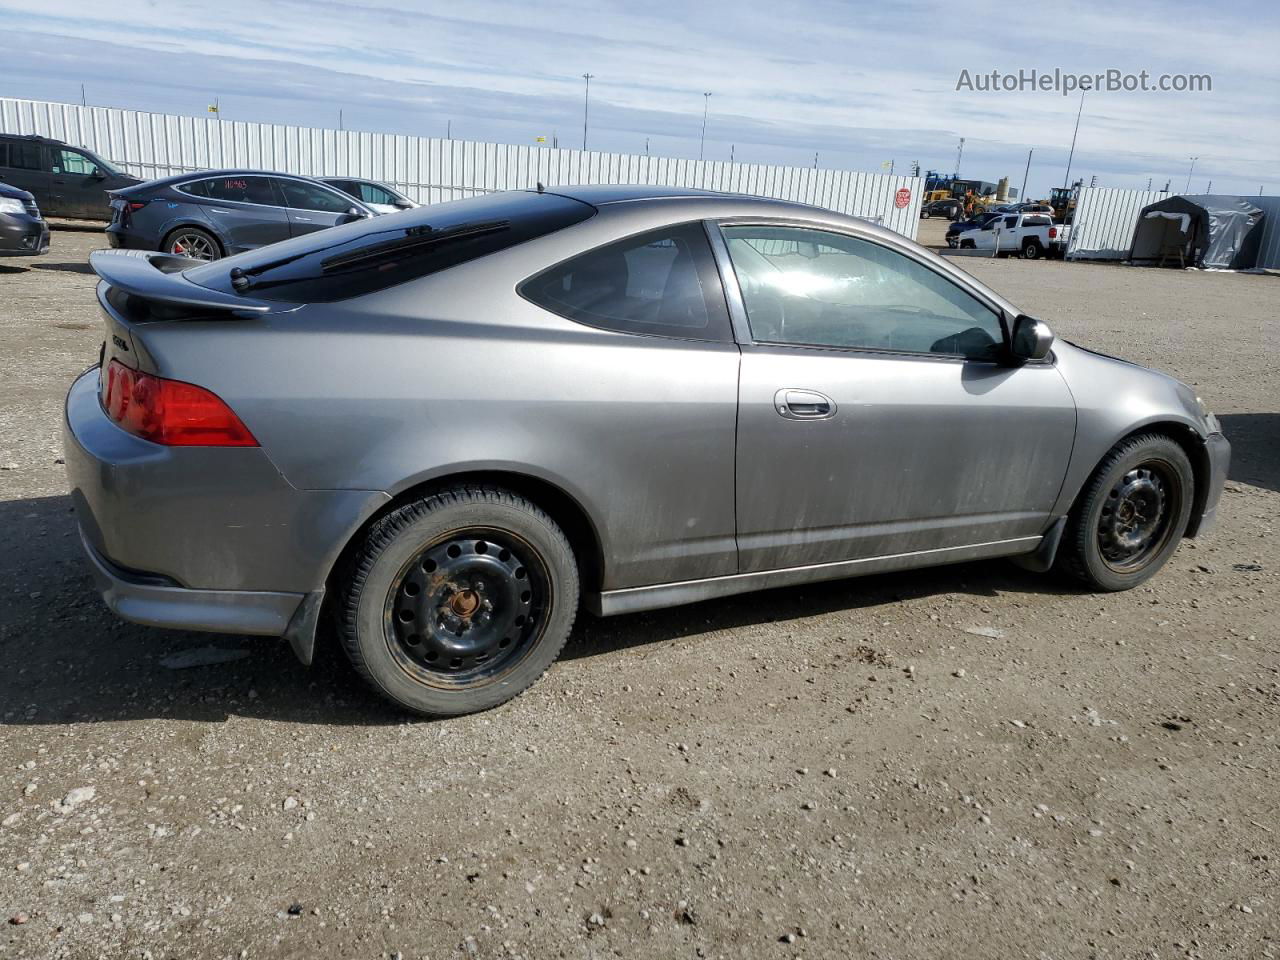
{"left": 894, "top": 187, "right": 911, "bottom": 209}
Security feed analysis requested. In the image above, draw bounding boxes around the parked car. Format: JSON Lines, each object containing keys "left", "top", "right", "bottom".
{"left": 105, "top": 171, "right": 377, "bottom": 260}
{"left": 65, "top": 185, "right": 1229, "bottom": 717}
{"left": 945, "top": 211, "right": 999, "bottom": 247}
{"left": 1017, "top": 202, "right": 1055, "bottom": 216}
{"left": 321, "top": 177, "right": 418, "bottom": 214}
{"left": 920, "top": 198, "right": 962, "bottom": 220}
{"left": 0, "top": 134, "right": 141, "bottom": 219}
{"left": 965, "top": 212, "right": 1065, "bottom": 259}
{"left": 0, "top": 180, "right": 49, "bottom": 257}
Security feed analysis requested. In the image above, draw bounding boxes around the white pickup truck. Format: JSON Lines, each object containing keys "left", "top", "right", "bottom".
{"left": 960, "top": 212, "right": 1071, "bottom": 259}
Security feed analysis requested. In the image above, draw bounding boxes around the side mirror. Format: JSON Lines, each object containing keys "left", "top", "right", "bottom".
{"left": 91, "top": 167, "right": 107, "bottom": 181}
{"left": 337, "top": 206, "right": 370, "bottom": 225}
{"left": 392, "top": 198, "right": 414, "bottom": 209}
{"left": 1010, "top": 314, "right": 1054, "bottom": 361}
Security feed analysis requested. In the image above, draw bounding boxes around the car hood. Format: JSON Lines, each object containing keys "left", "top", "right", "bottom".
{"left": 0, "top": 181, "right": 34, "bottom": 202}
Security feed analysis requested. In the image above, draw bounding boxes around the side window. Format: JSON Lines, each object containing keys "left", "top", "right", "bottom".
{"left": 721, "top": 225, "right": 1005, "bottom": 360}
{"left": 202, "top": 176, "right": 278, "bottom": 205}
{"left": 1003, "top": 216, "right": 1018, "bottom": 229}
{"left": 520, "top": 223, "right": 732, "bottom": 342}
{"left": 1, "top": 142, "right": 44, "bottom": 170}
{"left": 277, "top": 179, "right": 354, "bottom": 213}
{"left": 53, "top": 148, "right": 97, "bottom": 175}
{"left": 176, "top": 179, "right": 210, "bottom": 198}
{"left": 358, "top": 182, "right": 398, "bottom": 206}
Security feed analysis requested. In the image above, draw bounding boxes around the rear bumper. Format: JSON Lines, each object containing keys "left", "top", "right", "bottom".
{"left": 62, "top": 366, "right": 388, "bottom": 605}
{"left": 0, "top": 213, "right": 49, "bottom": 256}
{"left": 79, "top": 528, "right": 305, "bottom": 636}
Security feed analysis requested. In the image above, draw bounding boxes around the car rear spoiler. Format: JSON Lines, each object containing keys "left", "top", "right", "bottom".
{"left": 89, "top": 249, "right": 271, "bottom": 316}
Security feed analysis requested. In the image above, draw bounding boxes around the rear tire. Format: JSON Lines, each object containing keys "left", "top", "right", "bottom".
{"left": 1021, "top": 239, "right": 1044, "bottom": 260}
{"left": 163, "top": 226, "right": 221, "bottom": 262}
{"left": 1056, "top": 433, "right": 1194, "bottom": 591}
{"left": 336, "top": 485, "right": 579, "bottom": 716}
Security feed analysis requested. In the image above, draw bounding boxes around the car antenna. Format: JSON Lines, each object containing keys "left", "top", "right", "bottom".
{"left": 536, "top": 181, "right": 545, "bottom": 193}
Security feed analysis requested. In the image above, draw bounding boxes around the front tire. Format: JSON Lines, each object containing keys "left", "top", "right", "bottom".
{"left": 336, "top": 486, "right": 579, "bottom": 716}
{"left": 1057, "top": 434, "right": 1194, "bottom": 591}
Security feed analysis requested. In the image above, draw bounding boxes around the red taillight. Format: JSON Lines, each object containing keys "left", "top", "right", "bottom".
{"left": 101, "top": 359, "right": 257, "bottom": 447}
{"left": 1048, "top": 226, "right": 1058, "bottom": 239}
{"left": 127, "top": 200, "right": 149, "bottom": 212}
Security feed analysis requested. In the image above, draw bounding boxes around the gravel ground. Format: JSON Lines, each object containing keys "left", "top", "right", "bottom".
{"left": 1, "top": 227, "right": 1277, "bottom": 960}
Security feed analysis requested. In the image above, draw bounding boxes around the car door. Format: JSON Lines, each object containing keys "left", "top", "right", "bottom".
{"left": 0, "top": 140, "right": 52, "bottom": 212}
{"left": 48, "top": 146, "right": 110, "bottom": 219}
{"left": 197, "top": 175, "right": 292, "bottom": 253}
{"left": 715, "top": 221, "right": 1076, "bottom": 573}
{"left": 275, "top": 177, "right": 368, "bottom": 235}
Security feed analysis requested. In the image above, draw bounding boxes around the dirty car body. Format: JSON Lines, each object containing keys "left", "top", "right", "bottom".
{"left": 64, "top": 185, "right": 1230, "bottom": 716}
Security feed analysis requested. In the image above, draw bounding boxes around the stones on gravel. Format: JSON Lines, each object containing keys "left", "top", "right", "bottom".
{"left": 60, "top": 786, "right": 95, "bottom": 810}
{"left": 963, "top": 626, "right": 1005, "bottom": 639}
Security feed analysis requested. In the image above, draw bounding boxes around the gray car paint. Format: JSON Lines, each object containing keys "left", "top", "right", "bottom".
{"left": 65, "top": 185, "right": 1229, "bottom": 653}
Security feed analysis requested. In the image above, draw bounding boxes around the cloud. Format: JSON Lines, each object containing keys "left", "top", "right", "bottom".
{"left": 0, "top": 0, "right": 1274, "bottom": 197}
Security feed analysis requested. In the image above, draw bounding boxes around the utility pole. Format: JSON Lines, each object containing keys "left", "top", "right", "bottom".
{"left": 699, "top": 92, "right": 711, "bottom": 161}
{"left": 447, "top": 120, "right": 451, "bottom": 140}
{"left": 582, "top": 73, "right": 594, "bottom": 151}
{"left": 1063, "top": 91, "right": 1084, "bottom": 189}
{"left": 644, "top": 137, "right": 649, "bottom": 155}
{"left": 1146, "top": 177, "right": 1152, "bottom": 190}
{"left": 1206, "top": 180, "right": 1212, "bottom": 192}
{"left": 1020, "top": 148, "right": 1033, "bottom": 200}
{"left": 338, "top": 109, "right": 343, "bottom": 131}
{"left": 1183, "top": 157, "right": 1198, "bottom": 193}
{"left": 730, "top": 144, "right": 735, "bottom": 163}
{"left": 813, "top": 151, "right": 819, "bottom": 168}
{"left": 80, "top": 84, "right": 86, "bottom": 107}
{"left": 955, "top": 137, "right": 965, "bottom": 178}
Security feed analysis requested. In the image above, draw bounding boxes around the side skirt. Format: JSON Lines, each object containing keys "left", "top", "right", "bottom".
{"left": 588, "top": 535, "right": 1042, "bottom": 617}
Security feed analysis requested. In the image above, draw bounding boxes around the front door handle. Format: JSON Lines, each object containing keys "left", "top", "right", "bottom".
{"left": 774, "top": 388, "right": 836, "bottom": 420}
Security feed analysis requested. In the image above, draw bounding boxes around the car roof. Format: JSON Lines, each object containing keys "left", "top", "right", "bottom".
{"left": 122, "top": 169, "right": 345, "bottom": 190}
{"left": 543, "top": 184, "right": 754, "bottom": 205}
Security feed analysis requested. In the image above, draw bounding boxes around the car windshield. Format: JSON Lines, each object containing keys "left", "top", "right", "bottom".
{"left": 185, "top": 190, "right": 594, "bottom": 303}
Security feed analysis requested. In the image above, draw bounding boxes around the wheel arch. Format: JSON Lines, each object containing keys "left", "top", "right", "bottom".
{"left": 323, "top": 468, "right": 607, "bottom": 603}
{"left": 1062, "top": 418, "right": 1212, "bottom": 539}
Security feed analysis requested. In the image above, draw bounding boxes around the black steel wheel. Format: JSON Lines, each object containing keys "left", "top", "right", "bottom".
{"left": 337, "top": 486, "right": 579, "bottom": 716}
{"left": 385, "top": 528, "right": 549, "bottom": 686}
{"left": 1058, "top": 433, "right": 1194, "bottom": 591}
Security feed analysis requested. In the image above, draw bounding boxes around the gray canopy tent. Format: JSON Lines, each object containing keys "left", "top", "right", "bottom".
{"left": 1128, "top": 195, "right": 1264, "bottom": 269}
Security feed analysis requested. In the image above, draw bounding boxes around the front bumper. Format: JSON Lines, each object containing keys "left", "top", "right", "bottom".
{"left": 1190, "top": 431, "right": 1231, "bottom": 537}
{"left": 0, "top": 213, "right": 49, "bottom": 256}
{"left": 62, "top": 367, "right": 388, "bottom": 635}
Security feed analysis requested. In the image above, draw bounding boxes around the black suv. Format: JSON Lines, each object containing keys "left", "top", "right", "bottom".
{"left": 0, "top": 134, "right": 141, "bottom": 220}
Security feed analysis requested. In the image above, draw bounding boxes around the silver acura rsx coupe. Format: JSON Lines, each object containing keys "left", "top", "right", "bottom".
{"left": 64, "top": 185, "right": 1230, "bottom": 716}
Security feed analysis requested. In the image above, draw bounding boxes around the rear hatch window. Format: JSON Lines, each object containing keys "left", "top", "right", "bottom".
{"left": 185, "top": 190, "right": 595, "bottom": 303}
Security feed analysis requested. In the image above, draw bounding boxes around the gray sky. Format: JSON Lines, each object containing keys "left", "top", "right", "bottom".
{"left": 2, "top": 0, "right": 1276, "bottom": 198}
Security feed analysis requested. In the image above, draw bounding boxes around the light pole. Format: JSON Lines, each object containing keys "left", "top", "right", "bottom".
{"left": 582, "top": 73, "right": 594, "bottom": 151}
{"left": 699, "top": 92, "right": 711, "bottom": 161}
{"left": 1063, "top": 91, "right": 1084, "bottom": 189}
{"left": 1020, "top": 148, "right": 1033, "bottom": 200}
{"left": 1184, "top": 156, "right": 1198, "bottom": 193}
{"left": 955, "top": 137, "right": 964, "bottom": 178}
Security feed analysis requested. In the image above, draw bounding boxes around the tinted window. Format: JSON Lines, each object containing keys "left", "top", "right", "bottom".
{"left": 1023, "top": 215, "right": 1052, "bottom": 227}
{"left": 186, "top": 190, "right": 595, "bottom": 303}
{"left": 1003, "top": 216, "right": 1018, "bottom": 229}
{"left": 176, "top": 179, "right": 210, "bottom": 198}
{"left": 278, "top": 179, "right": 353, "bottom": 213}
{"left": 0, "top": 141, "right": 43, "bottom": 170}
{"left": 200, "top": 176, "right": 278, "bottom": 205}
{"left": 721, "top": 225, "right": 1004, "bottom": 360}
{"left": 52, "top": 148, "right": 96, "bottom": 175}
{"left": 520, "top": 223, "right": 731, "bottom": 342}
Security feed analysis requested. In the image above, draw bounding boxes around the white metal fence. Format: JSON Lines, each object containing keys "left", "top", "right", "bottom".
{"left": 1065, "top": 187, "right": 1172, "bottom": 260}
{"left": 0, "top": 98, "right": 923, "bottom": 238}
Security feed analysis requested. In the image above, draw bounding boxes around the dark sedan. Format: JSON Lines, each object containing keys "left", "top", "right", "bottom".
{"left": 946, "top": 211, "right": 1000, "bottom": 248}
{"left": 0, "top": 180, "right": 49, "bottom": 257}
{"left": 106, "top": 171, "right": 377, "bottom": 261}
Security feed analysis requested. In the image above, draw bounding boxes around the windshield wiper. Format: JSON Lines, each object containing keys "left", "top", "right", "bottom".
{"left": 318, "top": 220, "right": 510, "bottom": 273}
